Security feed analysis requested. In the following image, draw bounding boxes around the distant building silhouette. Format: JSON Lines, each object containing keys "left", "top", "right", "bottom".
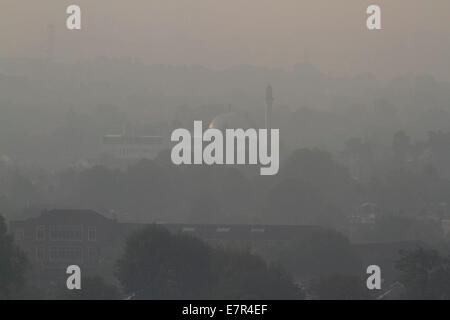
{"left": 102, "top": 124, "right": 166, "bottom": 160}
{"left": 8, "top": 209, "right": 319, "bottom": 280}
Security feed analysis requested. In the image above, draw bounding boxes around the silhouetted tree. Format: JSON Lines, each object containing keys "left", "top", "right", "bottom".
{"left": 366, "top": 214, "right": 443, "bottom": 243}
{"left": 188, "top": 193, "right": 224, "bottom": 223}
{"left": 211, "top": 248, "right": 303, "bottom": 300}
{"left": 117, "top": 225, "right": 302, "bottom": 299}
{"left": 279, "top": 149, "right": 357, "bottom": 210}
{"left": 121, "top": 160, "right": 174, "bottom": 219}
{"left": 117, "top": 225, "right": 214, "bottom": 299}
{"left": 396, "top": 247, "right": 450, "bottom": 299}
{"left": 62, "top": 276, "right": 122, "bottom": 300}
{"left": 274, "top": 228, "right": 362, "bottom": 278}
{"left": 0, "top": 215, "right": 29, "bottom": 299}
{"left": 74, "top": 165, "right": 120, "bottom": 211}
{"left": 263, "top": 178, "right": 341, "bottom": 226}
{"left": 344, "top": 137, "right": 374, "bottom": 182}
{"left": 310, "top": 274, "right": 370, "bottom": 300}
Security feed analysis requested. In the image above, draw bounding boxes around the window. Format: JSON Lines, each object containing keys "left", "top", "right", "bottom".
{"left": 36, "top": 226, "right": 45, "bottom": 241}
{"left": 87, "top": 247, "right": 100, "bottom": 262}
{"left": 36, "top": 246, "right": 46, "bottom": 260}
{"left": 15, "top": 228, "right": 25, "bottom": 241}
{"left": 48, "top": 225, "right": 82, "bottom": 241}
{"left": 48, "top": 247, "right": 82, "bottom": 262}
{"left": 87, "top": 227, "right": 97, "bottom": 241}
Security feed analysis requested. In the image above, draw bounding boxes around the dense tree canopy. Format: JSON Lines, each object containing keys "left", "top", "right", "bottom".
{"left": 62, "top": 277, "right": 122, "bottom": 300}
{"left": 310, "top": 274, "right": 369, "bottom": 300}
{"left": 117, "top": 225, "right": 303, "bottom": 299}
{"left": 396, "top": 247, "right": 450, "bottom": 300}
{"left": 0, "top": 215, "right": 29, "bottom": 299}
{"left": 274, "top": 228, "right": 362, "bottom": 278}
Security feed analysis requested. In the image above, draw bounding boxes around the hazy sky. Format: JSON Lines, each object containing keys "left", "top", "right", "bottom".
{"left": 1, "top": 0, "right": 449, "bottom": 79}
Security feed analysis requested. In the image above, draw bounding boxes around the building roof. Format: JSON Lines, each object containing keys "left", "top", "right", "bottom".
{"left": 103, "top": 135, "right": 164, "bottom": 145}
{"left": 209, "top": 112, "right": 255, "bottom": 130}
{"left": 13, "top": 209, "right": 114, "bottom": 225}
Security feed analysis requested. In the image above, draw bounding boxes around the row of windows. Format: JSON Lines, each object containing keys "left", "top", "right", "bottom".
{"left": 36, "top": 246, "right": 100, "bottom": 262}
{"left": 118, "top": 147, "right": 155, "bottom": 156}
{"left": 35, "top": 226, "right": 97, "bottom": 241}
{"left": 103, "top": 136, "right": 163, "bottom": 145}
{"left": 49, "top": 226, "right": 82, "bottom": 241}
{"left": 181, "top": 227, "right": 266, "bottom": 233}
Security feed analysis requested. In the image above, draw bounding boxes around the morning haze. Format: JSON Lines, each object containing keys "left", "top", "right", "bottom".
{"left": 1, "top": 0, "right": 449, "bottom": 79}
{"left": 1, "top": 1, "right": 450, "bottom": 301}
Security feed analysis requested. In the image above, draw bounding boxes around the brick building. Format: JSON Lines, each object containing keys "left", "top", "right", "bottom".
{"left": 8, "top": 209, "right": 319, "bottom": 281}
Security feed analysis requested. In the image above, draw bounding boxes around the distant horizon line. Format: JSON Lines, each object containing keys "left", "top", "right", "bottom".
{"left": 1, "top": 56, "right": 447, "bottom": 83}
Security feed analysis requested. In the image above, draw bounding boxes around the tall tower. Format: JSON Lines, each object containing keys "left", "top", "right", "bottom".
{"left": 265, "top": 85, "right": 274, "bottom": 130}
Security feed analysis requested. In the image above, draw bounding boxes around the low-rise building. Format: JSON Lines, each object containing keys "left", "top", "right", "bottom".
{"left": 8, "top": 209, "right": 318, "bottom": 281}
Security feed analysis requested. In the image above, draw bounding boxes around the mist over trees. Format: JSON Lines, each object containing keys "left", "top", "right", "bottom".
{"left": 117, "top": 225, "right": 302, "bottom": 300}
{"left": 2, "top": 59, "right": 450, "bottom": 300}
{"left": 1, "top": 60, "right": 450, "bottom": 168}
{"left": 0, "top": 215, "right": 29, "bottom": 299}
{"left": 396, "top": 247, "right": 450, "bottom": 300}
{"left": 2, "top": 60, "right": 450, "bottom": 233}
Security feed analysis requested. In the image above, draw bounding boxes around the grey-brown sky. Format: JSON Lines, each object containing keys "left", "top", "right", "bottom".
{"left": 1, "top": 0, "right": 449, "bottom": 79}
